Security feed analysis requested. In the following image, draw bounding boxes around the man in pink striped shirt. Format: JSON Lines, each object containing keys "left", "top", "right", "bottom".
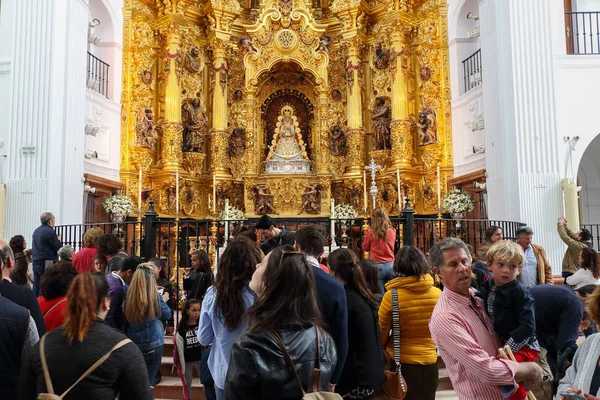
{"left": 428, "top": 238, "right": 543, "bottom": 400}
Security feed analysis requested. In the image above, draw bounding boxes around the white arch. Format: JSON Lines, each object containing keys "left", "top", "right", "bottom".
{"left": 577, "top": 133, "right": 600, "bottom": 223}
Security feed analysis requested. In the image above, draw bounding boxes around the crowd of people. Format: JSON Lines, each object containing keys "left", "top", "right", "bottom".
{"left": 2, "top": 210, "right": 600, "bottom": 400}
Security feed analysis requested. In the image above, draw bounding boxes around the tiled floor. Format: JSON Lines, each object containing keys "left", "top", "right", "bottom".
{"left": 436, "top": 390, "right": 459, "bottom": 399}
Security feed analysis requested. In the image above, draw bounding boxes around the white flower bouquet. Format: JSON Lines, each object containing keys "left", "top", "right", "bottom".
{"left": 102, "top": 194, "right": 134, "bottom": 215}
{"left": 333, "top": 203, "right": 359, "bottom": 223}
{"left": 442, "top": 189, "right": 474, "bottom": 214}
{"left": 220, "top": 206, "right": 245, "bottom": 221}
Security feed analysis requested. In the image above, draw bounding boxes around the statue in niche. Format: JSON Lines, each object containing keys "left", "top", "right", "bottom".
{"left": 373, "top": 42, "right": 390, "bottom": 70}
{"left": 329, "top": 124, "right": 346, "bottom": 156}
{"left": 216, "top": 187, "right": 227, "bottom": 213}
{"left": 371, "top": 97, "right": 391, "bottom": 150}
{"left": 182, "top": 98, "right": 208, "bottom": 152}
{"left": 184, "top": 47, "right": 201, "bottom": 73}
{"left": 317, "top": 35, "right": 332, "bottom": 53}
{"left": 299, "top": 183, "right": 322, "bottom": 214}
{"left": 253, "top": 185, "right": 278, "bottom": 215}
{"left": 331, "top": 88, "right": 342, "bottom": 102}
{"left": 229, "top": 127, "right": 246, "bottom": 158}
{"left": 417, "top": 108, "right": 437, "bottom": 146}
{"left": 135, "top": 109, "right": 158, "bottom": 150}
{"left": 420, "top": 66, "right": 431, "bottom": 81}
{"left": 233, "top": 89, "right": 243, "bottom": 102}
{"left": 237, "top": 36, "right": 256, "bottom": 55}
{"left": 348, "top": 187, "right": 362, "bottom": 211}
{"left": 266, "top": 106, "right": 308, "bottom": 160}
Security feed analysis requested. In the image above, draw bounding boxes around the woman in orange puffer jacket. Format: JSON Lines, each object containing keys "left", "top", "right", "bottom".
{"left": 378, "top": 245, "right": 441, "bottom": 400}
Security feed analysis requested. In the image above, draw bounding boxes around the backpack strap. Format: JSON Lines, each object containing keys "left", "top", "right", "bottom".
{"left": 40, "top": 335, "right": 55, "bottom": 396}
{"left": 271, "top": 329, "right": 308, "bottom": 395}
{"left": 392, "top": 289, "right": 401, "bottom": 370}
{"left": 43, "top": 298, "right": 67, "bottom": 319}
{"left": 42, "top": 338, "right": 132, "bottom": 399}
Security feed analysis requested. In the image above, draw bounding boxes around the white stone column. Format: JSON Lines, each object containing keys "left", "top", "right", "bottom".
{"left": 1, "top": 0, "right": 89, "bottom": 240}
{"left": 478, "top": 0, "right": 565, "bottom": 271}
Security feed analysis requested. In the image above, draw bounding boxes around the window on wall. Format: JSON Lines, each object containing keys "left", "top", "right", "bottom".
{"left": 565, "top": 0, "right": 600, "bottom": 54}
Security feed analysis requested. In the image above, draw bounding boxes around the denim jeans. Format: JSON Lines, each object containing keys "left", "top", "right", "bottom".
{"left": 215, "top": 386, "right": 224, "bottom": 400}
{"left": 377, "top": 261, "right": 394, "bottom": 295}
{"left": 141, "top": 345, "right": 163, "bottom": 385}
{"left": 32, "top": 271, "right": 42, "bottom": 297}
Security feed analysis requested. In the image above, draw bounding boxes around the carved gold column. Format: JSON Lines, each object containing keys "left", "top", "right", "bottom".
{"left": 344, "top": 39, "right": 365, "bottom": 177}
{"left": 245, "top": 87, "right": 258, "bottom": 175}
{"left": 160, "top": 22, "right": 183, "bottom": 172}
{"left": 317, "top": 88, "right": 329, "bottom": 175}
{"left": 210, "top": 39, "right": 230, "bottom": 176}
{"left": 390, "top": 25, "right": 412, "bottom": 168}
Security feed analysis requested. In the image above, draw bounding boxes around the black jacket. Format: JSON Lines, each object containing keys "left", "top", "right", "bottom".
{"left": 31, "top": 224, "right": 61, "bottom": 263}
{"left": 224, "top": 323, "right": 337, "bottom": 400}
{"left": 480, "top": 279, "right": 536, "bottom": 344}
{"left": 18, "top": 319, "right": 154, "bottom": 400}
{"left": 0, "top": 296, "right": 30, "bottom": 400}
{"left": 183, "top": 269, "right": 213, "bottom": 300}
{"left": 260, "top": 229, "right": 296, "bottom": 255}
{"left": 0, "top": 279, "right": 45, "bottom": 336}
{"left": 336, "top": 287, "right": 385, "bottom": 396}
{"left": 10, "top": 252, "right": 30, "bottom": 287}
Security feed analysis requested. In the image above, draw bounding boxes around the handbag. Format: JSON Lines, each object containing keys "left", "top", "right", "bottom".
{"left": 271, "top": 328, "right": 342, "bottom": 400}
{"left": 37, "top": 334, "right": 131, "bottom": 399}
{"left": 377, "top": 288, "right": 407, "bottom": 400}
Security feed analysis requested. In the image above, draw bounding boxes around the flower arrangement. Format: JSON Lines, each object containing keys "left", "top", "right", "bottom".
{"left": 442, "top": 189, "right": 474, "bottom": 214}
{"left": 333, "top": 203, "right": 359, "bottom": 223}
{"left": 219, "top": 206, "right": 246, "bottom": 221}
{"left": 102, "top": 194, "right": 134, "bottom": 215}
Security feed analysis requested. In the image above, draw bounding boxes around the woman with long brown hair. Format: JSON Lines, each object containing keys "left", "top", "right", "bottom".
{"left": 199, "top": 238, "right": 262, "bottom": 400}
{"left": 379, "top": 245, "right": 441, "bottom": 400}
{"left": 476, "top": 225, "right": 503, "bottom": 263}
{"left": 566, "top": 247, "right": 600, "bottom": 289}
{"left": 362, "top": 207, "right": 396, "bottom": 294}
{"left": 19, "top": 273, "right": 153, "bottom": 399}
{"left": 328, "top": 248, "right": 384, "bottom": 399}
{"left": 224, "top": 245, "right": 337, "bottom": 399}
{"left": 124, "top": 263, "right": 172, "bottom": 385}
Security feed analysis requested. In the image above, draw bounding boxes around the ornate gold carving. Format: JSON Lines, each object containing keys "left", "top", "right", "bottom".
{"left": 210, "top": 131, "right": 230, "bottom": 171}
{"left": 182, "top": 152, "right": 206, "bottom": 177}
{"left": 390, "top": 119, "right": 413, "bottom": 166}
{"left": 160, "top": 123, "right": 184, "bottom": 169}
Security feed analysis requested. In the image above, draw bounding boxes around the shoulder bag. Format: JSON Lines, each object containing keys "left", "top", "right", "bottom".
{"left": 37, "top": 334, "right": 131, "bottom": 400}
{"left": 377, "top": 288, "right": 407, "bottom": 400}
{"left": 271, "top": 327, "right": 342, "bottom": 400}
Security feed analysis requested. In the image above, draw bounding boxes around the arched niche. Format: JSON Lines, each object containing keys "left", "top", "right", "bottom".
{"left": 578, "top": 133, "right": 600, "bottom": 224}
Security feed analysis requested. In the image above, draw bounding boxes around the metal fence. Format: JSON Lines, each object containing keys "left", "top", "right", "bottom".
{"left": 87, "top": 52, "right": 110, "bottom": 98}
{"left": 462, "top": 49, "right": 482, "bottom": 93}
{"left": 565, "top": 11, "right": 600, "bottom": 54}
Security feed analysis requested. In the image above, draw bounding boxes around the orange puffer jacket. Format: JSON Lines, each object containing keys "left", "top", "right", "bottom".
{"left": 378, "top": 274, "right": 441, "bottom": 365}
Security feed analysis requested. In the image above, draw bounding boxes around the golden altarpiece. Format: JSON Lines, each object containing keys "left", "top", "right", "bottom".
{"left": 120, "top": 0, "right": 453, "bottom": 219}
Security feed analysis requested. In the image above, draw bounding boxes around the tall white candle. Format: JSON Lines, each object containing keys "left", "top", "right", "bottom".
{"left": 437, "top": 162, "right": 441, "bottom": 211}
{"left": 363, "top": 170, "right": 367, "bottom": 212}
{"left": 175, "top": 169, "right": 179, "bottom": 215}
{"left": 138, "top": 167, "right": 142, "bottom": 212}
{"left": 213, "top": 172, "right": 217, "bottom": 212}
{"left": 396, "top": 166, "right": 401, "bottom": 212}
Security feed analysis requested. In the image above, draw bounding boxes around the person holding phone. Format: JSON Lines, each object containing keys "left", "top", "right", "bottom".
{"left": 557, "top": 286, "right": 600, "bottom": 400}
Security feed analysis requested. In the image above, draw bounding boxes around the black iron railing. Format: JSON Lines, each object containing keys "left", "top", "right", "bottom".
{"left": 462, "top": 49, "right": 482, "bottom": 93}
{"left": 565, "top": 12, "right": 600, "bottom": 54}
{"left": 582, "top": 224, "right": 600, "bottom": 251}
{"left": 87, "top": 52, "right": 110, "bottom": 98}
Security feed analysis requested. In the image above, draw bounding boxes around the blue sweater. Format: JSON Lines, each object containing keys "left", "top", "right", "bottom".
{"left": 312, "top": 265, "right": 348, "bottom": 385}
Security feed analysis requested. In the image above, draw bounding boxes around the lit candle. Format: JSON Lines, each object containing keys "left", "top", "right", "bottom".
{"left": 175, "top": 169, "right": 179, "bottom": 215}
{"left": 213, "top": 172, "right": 217, "bottom": 213}
{"left": 396, "top": 166, "right": 401, "bottom": 212}
{"left": 437, "top": 162, "right": 441, "bottom": 211}
{"left": 363, "top": 170, "right": 367, "bottom": 212}
{"left": 138, "top": 167, "right": 142, "bottom": 212}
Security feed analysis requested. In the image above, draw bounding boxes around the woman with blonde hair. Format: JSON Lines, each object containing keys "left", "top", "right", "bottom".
{"left": 362, "top": 207, "right": 396, "bottom": 294}
{"left": 72, "top": 227, "right": 103, "bottom": 273}
{"left": 125, "top": 263, "right": 172, "bottom": 385}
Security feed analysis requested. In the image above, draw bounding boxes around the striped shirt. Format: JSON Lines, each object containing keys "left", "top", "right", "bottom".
{"left": 429, "top": 288, "right": 519, "bottom": 400}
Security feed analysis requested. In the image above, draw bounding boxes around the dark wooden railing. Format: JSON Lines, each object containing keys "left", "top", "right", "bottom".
{"left": 87, "top": 52, "right": 110, "bottom": 98}
{"left": 462, "top": 49, "right": 482, "bottom": 93}
{"left": 565, "top": 11, "right": 600, "bottom": 54}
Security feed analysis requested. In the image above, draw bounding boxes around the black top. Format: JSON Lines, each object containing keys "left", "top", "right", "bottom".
{"left": 260, "top": 228, "right": 296, "bottom": 255}
{"left": 336, "top": 287, "right": 385, "bottom": 396}
{"left": 183, "top": 269, "right": 213, "bottom": 300}
{"left": 31, "top": 224, "right": 61, "bottom": 262}
{"left": 591, "top": 363, "right": 600, "bottom": 397}
{"left": 183, "top": 322, "right": 202, "bottom": 362}
{"left": 529, "top": 284, "right": 583, "bottom": 357}
{"left": 0, "top": 279, "right": 45, "bottom": 336}
{"left": 18, "top": 319, "right": 154, "bottom": 400}
{"left": 10, "top": 252, "right": 30, "bottom": 287}
{"left": 480, "top": 279, "right": 536, "bottom": 344}
{"left": 0, "top": 296, "right": 30, "bottom": 399}
{"left": 224, "top": 323, "right": 337, "bottom": 400}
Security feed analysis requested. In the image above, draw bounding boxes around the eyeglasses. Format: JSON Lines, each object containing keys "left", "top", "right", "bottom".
{"left": 278, "top": 250, "right": 302, "bottom": 268}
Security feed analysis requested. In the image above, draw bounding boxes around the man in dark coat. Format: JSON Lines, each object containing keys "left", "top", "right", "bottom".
{"left": 255, "top": 215, "right": 296, "bottom": 255}
{"left": 31, "top": 212, "right": 61, "bottom": 296}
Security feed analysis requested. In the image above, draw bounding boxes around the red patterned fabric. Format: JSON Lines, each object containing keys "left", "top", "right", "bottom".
{"left": 72, "top": 246, "right": 97, "bottom": 273}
